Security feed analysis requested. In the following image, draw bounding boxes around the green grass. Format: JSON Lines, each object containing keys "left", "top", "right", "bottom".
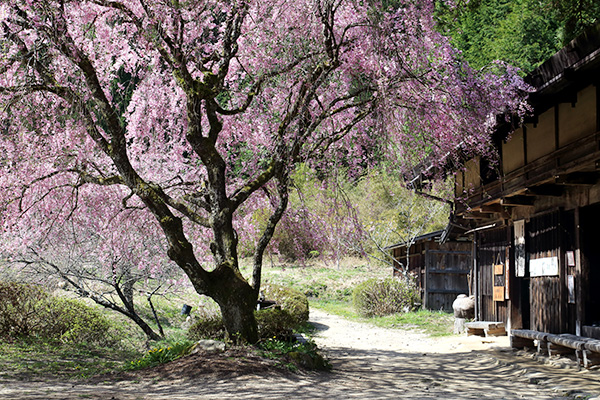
{"left": 310, "top": 299, "right": 454, "bottom": 337}
{"left": 125, "top": 340, "right": 194, "bottom": 371}
{"left": 367, "top": 310, "right": 455, "bottom": 336}
{"left": 240, "top": 256, "right": 390, "bottom": 302}
{"left": 0, "top": 339, "right": 141, "bottom": 380}
{"left": 0, "top": 256, "right": 451, "bottom": 381}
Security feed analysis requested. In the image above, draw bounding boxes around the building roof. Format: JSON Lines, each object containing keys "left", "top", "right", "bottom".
{"left": 384, "top": 230, "right": 444, "bottom": 251}
{"left": 526, "top": 23, "right": 600, "bottom": 113}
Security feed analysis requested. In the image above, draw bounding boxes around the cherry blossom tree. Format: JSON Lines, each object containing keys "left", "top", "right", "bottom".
{"left": 0, "top": 0, "right": 528, "bottom": 342}
{"left": 3, "top": 197, "right": 183, "bottom": 341}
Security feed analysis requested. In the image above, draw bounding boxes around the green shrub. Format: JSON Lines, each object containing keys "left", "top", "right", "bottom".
{"left": 255, "top": 308, "right": 296, "bottom": 340}
{"left": 187, "top": 284, "right": 309, "bottom": 342}
{"left": 352, "top": 277, "right": 420, "bottom": 317}
{"left": 37, "top": 297, "right": 119, "bottom": 346}
{"left": 303, "top": 283, "right": 328, "bottom": 298}
{"left": 188, "top": 308, "right": 298, "bottom": 342}
{"left": 261, "top": 283, "right": 309, "bottom": 325}
{"left": 126, "top": 340, "right": 194, "bottom": 370}
{"left": 0, "top": 281, "right": 118, "bottom": 346}
{"left": 186, "top": 312, "right": 227, "bottom": 341}
{"left": 0, "top": 281, "right": 48, "bottom": 338}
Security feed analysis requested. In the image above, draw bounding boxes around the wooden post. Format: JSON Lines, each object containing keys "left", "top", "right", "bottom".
{"left": 559, "top": 209, "right": 567, "bottom": 332}
{"left": 424, "top": 246, "right": 430, "bottom": 309}
{"left": 575, "top": 207, "right": 583, "bottom": 336}
{"left": 474, "top": 232, "right": 480, "bottom": 321}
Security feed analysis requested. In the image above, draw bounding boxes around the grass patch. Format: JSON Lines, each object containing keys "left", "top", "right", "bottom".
{"left": 125, "top": 340, "right": 194, "bottom": 371}
{"left": 310, "top": 299, "right": 360, "bottom": 319}
{"left": 0, "top": 339, "right": 141, "bottom": 380}
{"left": 310, "top": 299, "right": 454, "bottom": 337}
{"left": 367, "top": 310, "right": 455, "bottom": 336}
{"left": 240, "top": 257, "right": 389, "bottom": 302}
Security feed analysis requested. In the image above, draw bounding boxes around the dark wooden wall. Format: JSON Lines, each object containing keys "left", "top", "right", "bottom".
{"left": 393, "top": 240, "right": 472, "bottom": 311}
{"left": 528, "top": 211, "right": 562, "bottom": 333}
{"left": 477, "top": 227, "right": 510, "bottom": 323}
{"left": 425, "top": 246, "right": 471, "bottom": 311}
{"left": 526, "top": 210, "right": 580, "bottom": 334}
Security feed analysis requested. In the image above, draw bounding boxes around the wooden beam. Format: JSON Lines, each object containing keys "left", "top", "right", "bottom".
{"left": 526, "top": 184, "right": 564, "bottom": 197}
{"left": 500, "top": 195, "right": 536, "bottom": 206}
{"left": 480, "top": 204, "right": 511, "bottom": 219}
{"left": 555, "top": 172, "right": 600, "bottom": 186}
{"left": 480, "top": 204, "right": 504, "bottom": 213}
{"left": 462, "top": 212, "right": 494, "bottom": 220}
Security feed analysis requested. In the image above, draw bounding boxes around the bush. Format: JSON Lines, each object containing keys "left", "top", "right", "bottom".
{"left": 187, "top": 308, "right": 299, "bottom": 342}
{"left": 352, "top": 277, "right": 420, "bottom": 317}
{"left": 0, "top": 281, "right": 118, "bottom": 346}
{"left": 261, "top": 283, "right": 309, "bottom": 325}
{"left": 186, "top": 312, "right": 227, "bottom": 341}
{"left": 0, "top": 281, "right": 48, "bottom": 338}
{"left": 255, "top": 308, "right": 296, "bottom": 340}
{"left": 37, "top": 297, "right": 119, "bottom": 346}
{"left": 126, "top": 340, "right": 194, "bottom": 370}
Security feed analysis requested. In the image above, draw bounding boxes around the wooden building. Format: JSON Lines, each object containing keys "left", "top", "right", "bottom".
{"left": 386, "top": 229, "right": 472, "bottom": 311}
{"left": 452, "top": 23, "right": 600, "bottom": 337}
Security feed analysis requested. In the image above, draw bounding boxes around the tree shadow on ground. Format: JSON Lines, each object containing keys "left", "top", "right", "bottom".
{"left": 3, "top": 345, "right": 597, "bottom": 400}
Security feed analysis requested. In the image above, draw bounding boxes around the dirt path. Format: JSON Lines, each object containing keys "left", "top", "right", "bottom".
{"left": 1, "top": 309, "right": 600, "bottom": 399}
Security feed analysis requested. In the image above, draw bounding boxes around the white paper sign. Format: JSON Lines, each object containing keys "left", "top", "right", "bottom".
{"left": 514, "top": 220, "right": 526, "bottom": 277}
{"left": 530, "top": 256, "right": 559, "bottom": 277}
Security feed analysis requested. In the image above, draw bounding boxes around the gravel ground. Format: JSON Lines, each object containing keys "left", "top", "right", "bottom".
{"left": 1, "top": 309, "right": 599, "bottom": 399}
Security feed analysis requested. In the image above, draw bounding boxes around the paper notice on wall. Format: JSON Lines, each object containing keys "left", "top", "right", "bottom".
{"left": 514, "top": 220, "right": 526, "bottom": 277}
{"left": 530, "top": 256, "right": 559, "bottom": 277}
{"left": 568, "top": 275, "right": 575, "bottom": 303}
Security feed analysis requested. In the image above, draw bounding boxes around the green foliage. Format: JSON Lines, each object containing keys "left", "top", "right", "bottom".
{"left": 37, "top": 297, "right": 119, "bottom": 347}
{"left": 188, "top": 308, "right": 302, "bottom": 342}
{"left": 261, "top": 283, "right": 309, "bottom": 325}
{"left": 352, "top": 277, "right": 420, "bottom": 318}
{"left": 125, "top": 340, "right": 194, "bottom": 370}
{"left": 303, "top": 282, "right": 328, "bottom": 298}
{"left": 186, "top": 312, "right": 227, "bottom": 341}
{"left": 550, "top": 0, "right": 600, "bottom": 44}
{"left": 352, "top": 170, "right": 450, "bottom": 259}
{"left": 0, "top": 281, "right": 48, "bottom": 338}
{"left": 436, "top": 0, "right": 600, "bottom": 74}
{"left": 255, "top": 308, "right": 297, "bottom": 340}
{"left": 245, "top": 164, "right": 450, "bottom": 264}
{"left": 0, "top": 281, "right": 118, "bottom": 346}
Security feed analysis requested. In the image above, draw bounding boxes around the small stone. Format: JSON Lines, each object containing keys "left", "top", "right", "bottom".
{"left": 191, "top": 339, "right": 226, "bottom": 354}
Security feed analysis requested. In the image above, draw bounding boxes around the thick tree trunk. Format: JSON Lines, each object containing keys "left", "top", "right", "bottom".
{"left": 218, "top": 296, "right": 258, "bottom": 344}
{"left": 204, "top": 263, "right": 259, "bottom": 344}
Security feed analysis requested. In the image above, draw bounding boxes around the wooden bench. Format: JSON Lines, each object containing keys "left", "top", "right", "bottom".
{"left": 546, "top": 333, "right": 587, "bottom": 359}
{"left": 582, "top": 339, "right": 600, "bottom": 368}
{"left": 511, "top": 329, "right": 549, "bottom": 353}
{"left": 465, "top": 321, "right": 506, "bottom": 337}
{"left": 511, "top": 329, "right": 600, "bottom": 368}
